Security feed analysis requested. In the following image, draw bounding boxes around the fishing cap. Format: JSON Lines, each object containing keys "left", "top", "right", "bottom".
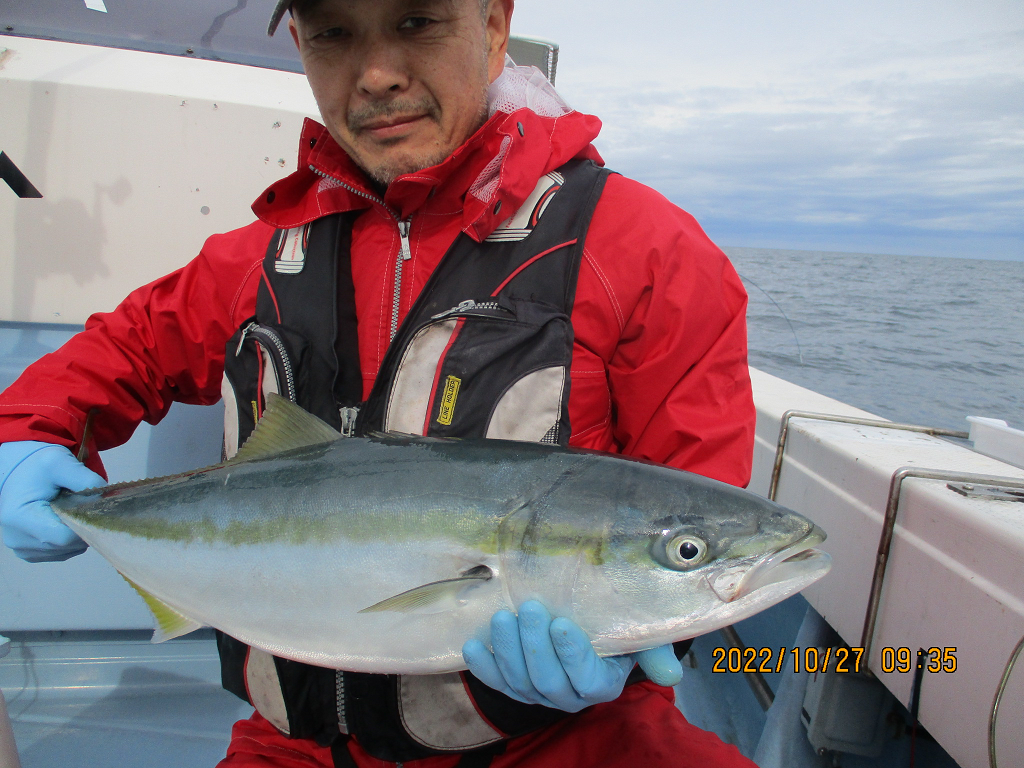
{"left": 268, "top": 1, "right": 292, "bottom": 36}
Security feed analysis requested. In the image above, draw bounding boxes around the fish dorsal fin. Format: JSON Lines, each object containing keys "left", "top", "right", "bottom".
{"left": 230, "top": 394, "right": 341, "bottom": 464}
{"left": 55, "top": 397, "right": 342, "bottom": 499}
{"left": 120, "top": 574, "right": 204, "bottom": 642}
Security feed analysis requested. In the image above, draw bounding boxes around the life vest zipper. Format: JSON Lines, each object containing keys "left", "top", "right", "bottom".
{"left": 236, "top": 321, "right": 297, "bottom": 403}
{"left": 338, "top": 406, "right": 359, "bottom": 438}
{"left": 430, "top": 299, "right": 513, "bottom": 321}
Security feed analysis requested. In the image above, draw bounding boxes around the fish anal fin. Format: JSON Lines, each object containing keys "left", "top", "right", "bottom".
{"left": 230, "top": 394, "right": 341, "bottom": 464}
{"left": 120, "top": 574, "right": 204, "bottom": 642}
{"left": 359, "top": 566, "right": 493, "bottom": 615}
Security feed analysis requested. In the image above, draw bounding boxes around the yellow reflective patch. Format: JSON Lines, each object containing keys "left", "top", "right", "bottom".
{"left": 437, "top": 375, "right": 461, "bottom": 426}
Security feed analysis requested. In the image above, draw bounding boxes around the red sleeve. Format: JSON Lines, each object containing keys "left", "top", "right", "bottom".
{"left": 0, "top": 221, "right": 272, "bottom": 476}
{"left": 579, "top": 175, "right": 755, "bottom": 487}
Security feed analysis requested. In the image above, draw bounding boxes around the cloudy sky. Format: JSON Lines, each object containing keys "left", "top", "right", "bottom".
{"left": 511, "top": 0, "right": 1024, "bottom": 260}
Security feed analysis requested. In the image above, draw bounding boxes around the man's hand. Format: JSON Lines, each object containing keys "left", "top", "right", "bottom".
{"left": 462, "top": 600, "right": 683, "bottom": 713}
{"left": 0, "top": 441, "right": 105, "bottom": 562}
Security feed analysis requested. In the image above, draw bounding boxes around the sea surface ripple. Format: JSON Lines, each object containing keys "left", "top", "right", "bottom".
{"left": 724, "top": 247, "right": 1024, "bottom": 433}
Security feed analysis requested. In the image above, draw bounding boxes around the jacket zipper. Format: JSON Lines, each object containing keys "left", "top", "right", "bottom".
{"left": 393, "top": 218, "right": 413, "bottom": 341}
{"left": 309, "top": 165, "right": 479, "bottom": 437}
{"left": 308, "top": 165, "right": 412, "bottom": 342}
{"left": 336, "top": 671, "right": 348, "bottom": 734}
{"left": 236, "top": 322, "right": 297, "bottom": 403}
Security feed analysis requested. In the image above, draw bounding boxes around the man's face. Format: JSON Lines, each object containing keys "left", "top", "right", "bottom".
{"left": 290, "top": 0, "right": 511, "bottom": 188}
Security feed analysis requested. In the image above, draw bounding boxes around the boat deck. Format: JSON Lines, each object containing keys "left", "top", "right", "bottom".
{"left": 1, "top": 599, "right": 964, "bottom": 768}
{"left": 1, "top": 630, "right": 250, "bottom": 767}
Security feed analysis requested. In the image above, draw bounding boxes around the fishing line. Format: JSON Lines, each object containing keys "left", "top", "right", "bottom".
{"left": 990, "top": 633, "right": 1024, "bottom": 768}
{"left": 738, "top": 273, "right": 804, "bottom": 365}
{"left": 77, "top": 409, "right": 97, "bottom": 463}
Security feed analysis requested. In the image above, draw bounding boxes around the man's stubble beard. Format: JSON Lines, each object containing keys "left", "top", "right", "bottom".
{"left": 357, "top": 99, "right": 490, "bottom": 188}
{"left": 348, "top": 67, "right": 491, "bottom": 188}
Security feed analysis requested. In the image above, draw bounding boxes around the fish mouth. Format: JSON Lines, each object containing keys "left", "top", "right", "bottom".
{"left": 708, "top": 525, "right": 830, "bottom": 602}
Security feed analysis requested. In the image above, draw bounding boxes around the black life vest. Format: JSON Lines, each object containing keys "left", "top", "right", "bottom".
{"left": 218, "top": 160, "right": 615, "bottom": 762}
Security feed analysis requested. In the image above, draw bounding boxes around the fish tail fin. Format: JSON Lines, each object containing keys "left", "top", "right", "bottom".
{"left": 120, "top": 574, "right": 205, "bottom": 642}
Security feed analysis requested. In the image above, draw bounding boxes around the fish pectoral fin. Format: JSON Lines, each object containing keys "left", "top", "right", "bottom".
{"left": 230, "top": 393, "right": 341, "bottom": 464}
{"left": 121, "top": 574, "right": 204, "bottom": 642}
{"left": 358, "top": 566, "right": 493, "bottom": 614}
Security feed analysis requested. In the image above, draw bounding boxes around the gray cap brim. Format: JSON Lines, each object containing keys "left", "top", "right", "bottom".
{"left": 268, "top": 1, "right": 291, "bottom": 36}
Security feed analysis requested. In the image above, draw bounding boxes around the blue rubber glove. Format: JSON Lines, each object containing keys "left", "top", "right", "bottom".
{"left": 0, "top": 441, "right": 105, "bottom": 562}
{"left": 462, "top": 600, "right": 683, "bottom": 713}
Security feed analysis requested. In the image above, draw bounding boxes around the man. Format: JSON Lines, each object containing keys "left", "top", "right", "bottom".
{"left": 0, "top": 1, "right": 756, "bottom": 766}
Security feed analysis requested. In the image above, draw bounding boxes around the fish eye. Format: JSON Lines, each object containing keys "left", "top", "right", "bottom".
{"left": 670, "top": 536, "right": 707, "bottom": 567}
{"left": 652, "top": 531, "right": 710, "bottom": 570}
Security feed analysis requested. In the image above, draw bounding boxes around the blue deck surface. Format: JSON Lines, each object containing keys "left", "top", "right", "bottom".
{"left": 1, "top": 600, "right": 965, "bottom": 768}
{"left": 2, "top": 630, "right": 251, "bottom": 768}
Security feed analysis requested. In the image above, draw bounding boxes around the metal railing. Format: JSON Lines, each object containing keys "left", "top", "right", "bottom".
{"left": 732, "top": 411, "right": 1024, "bottom": 709}
{"left": 765, "top": 410, "right": 1024, "bottom": 767}
{"left": 767, "top": 410, "right": 969, "bottom": 501}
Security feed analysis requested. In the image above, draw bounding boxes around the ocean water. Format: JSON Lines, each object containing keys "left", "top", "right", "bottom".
{"left": 3, "top": 249, "right": 1021, "bottom": 437}
{"left": 723, "top": 247, "right": 1024, "bottom": 434}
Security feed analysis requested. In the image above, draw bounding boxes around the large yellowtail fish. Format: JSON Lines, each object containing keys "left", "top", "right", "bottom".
{"left": 52, "top": 395, "right": 830, "bottom": 673}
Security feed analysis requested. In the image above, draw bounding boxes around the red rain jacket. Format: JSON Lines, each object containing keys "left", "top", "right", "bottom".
{"left": 0, "top": 106, "right": 754, "bottom": 487}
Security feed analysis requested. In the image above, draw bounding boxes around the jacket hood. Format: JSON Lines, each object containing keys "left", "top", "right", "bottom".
{"left": 252, "top": 62, "right": 603, "bottom": 242}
